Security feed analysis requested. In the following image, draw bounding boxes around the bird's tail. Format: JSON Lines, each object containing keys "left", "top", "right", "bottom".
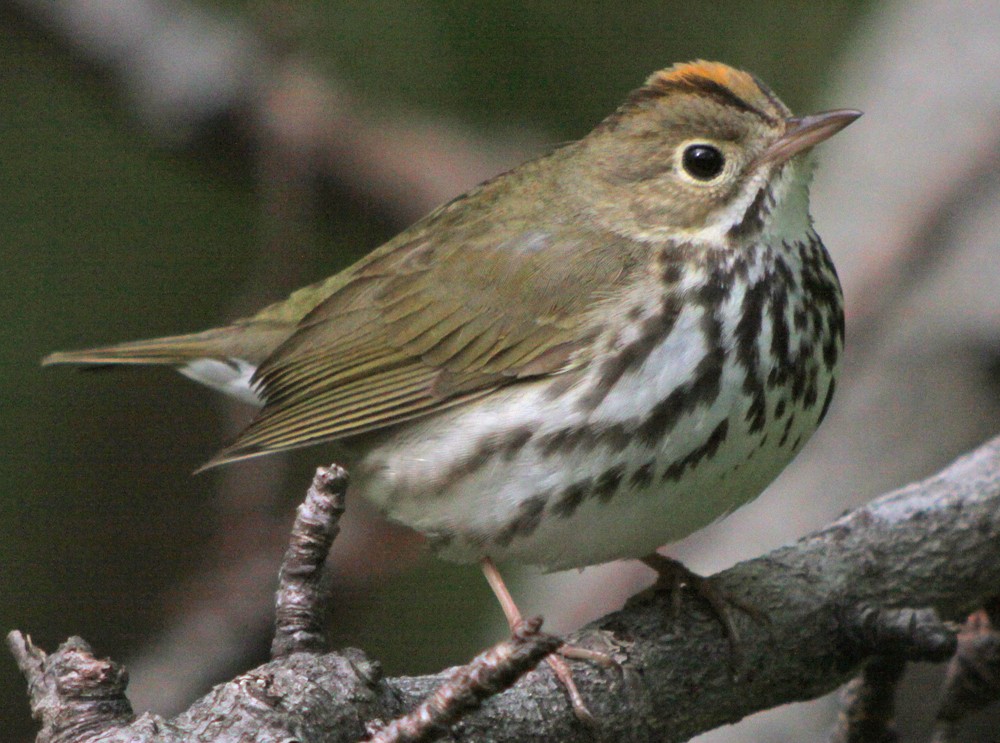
{"left": 41, "top": 324, "right": 294, "bottom": 407}
{"left": 42, "top": 330, "right": 230, "bottom": 367}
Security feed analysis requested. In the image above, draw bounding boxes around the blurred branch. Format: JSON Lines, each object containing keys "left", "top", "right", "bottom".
{"left": 931, "top": 608, "right": 1000, "bottom": 742}
{"left": 9, "top": 0, "right": 532, "bottom": 224}
{"left": 830, "top": 656, "right": 907, "bottom": 743}
{"left": 11, "top": 435, "right": 1000, "bottom": 742}
{"left": 843, "top": 140, "right": 1000, "bottom": 359}
{"left": 829, "top": 605, "right": 960, "bottom": 743}
{"left": 8, "top": 0, "right": 538, "bottom": 718}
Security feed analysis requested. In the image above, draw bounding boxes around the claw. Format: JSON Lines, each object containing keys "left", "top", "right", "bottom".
{"left": 481, "top": 558, "right": 610, "bottom": 726}
{"left": 641, "top": 552, "right": 764, "bottom": 665}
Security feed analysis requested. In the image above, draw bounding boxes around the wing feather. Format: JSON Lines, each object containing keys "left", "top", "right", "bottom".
{"left": 210, "top": 175, "right": 647, "bottom": 466}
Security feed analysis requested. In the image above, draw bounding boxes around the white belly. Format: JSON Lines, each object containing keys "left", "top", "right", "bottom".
{"left": 354, "top": 276, "right": 839, "bottom": 570}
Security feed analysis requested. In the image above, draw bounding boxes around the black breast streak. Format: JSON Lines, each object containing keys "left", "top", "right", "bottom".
{"left": 538, "top": 422, "right": 631, "bottom": 457}
{"left": 662, "top": 419, "right": 730, "bottom": 483}
{"left": 579, "top": 294, "right": 683, "bottom": 412}
{"left": 728, "top": 186, "right": 772, "bottom": 240}
{"left": 494, "top": 493, "right": 548, "bottom": 547}
{"left": 823, "top": 322, "right": 840, "bottom": 371}
{"left": 541, "top": 257, "right": 730, "bottom": 457}
{"left": 551, "top": 480, "right": 591, "bottom": 519}
{"left": 774, "top": 398, "right": 787, "bottom": 419}
{"left": 794, "top": 307, "right": 808, "bottom": 332}
{"left": 549, "top": 416, "right": 731, "bottom": 523}
{"left": 577, "top": 241, "right": 699, "bottom": 414}
{"left": 778, "top": 413, "right": 796, "bottom": 447}
{"left": 803, "top": 367, "right": 819, "bottom": 408}
{"left": 439, "top": 425, "right": 536, "bottom": 488}
{"left": 595, "top": 465, "right": 626, "bottom": 502}
{"left": 733, "top": 232, "right": 844, "bottom": 441}
{"left": 798, "top": 237, "right": 842, "bottom": 388}
{"left": 818, "top": 378, "right": 836, "bottom": 424}
{"left": 632, "top": 270, "right": 731, "bottom": 446}
{"left": 630, "top": 459, "right": 655, "bottom": 489}
{"left": 736, "top": 276, "right": 768, "bottom": 434}
{"left": 535, "top": 330, "right": 726, "bottom": 498}
{"left": 798, "top": 238, "right": 843, "bottom": 359}
{"left": 661, "top": 260, "right": 684, "bottom": 285}
{"left": 438, "top": 439, "right": 495, "bottom": 484}
{"left": 789, "top": 342, "right": 811, "bottom": 403}
{"left": 499, "top": 426, "right": 534, "bottom": 459}
{"left": 766, "top": 236, "right": 843, "bottom": 413}
{"left": 527, "top": 235, "right": 843, "bottom": 524}
{"left": 769, "top": 284, "right": 790, "bottom": 386}
{"left": 635, "top": 306, "right": 724, "bottom": 447}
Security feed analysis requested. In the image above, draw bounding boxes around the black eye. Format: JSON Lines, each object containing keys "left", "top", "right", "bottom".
{"left": 681, "top": 144, "right": 725, "bottom": 180}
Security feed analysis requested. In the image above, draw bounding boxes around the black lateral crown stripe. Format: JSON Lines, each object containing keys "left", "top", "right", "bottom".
{"left": 749, "top": 74, "right": 788, "bottom": 116}
{"left": 636, "top": 75, "right": 771, "bottom": 122}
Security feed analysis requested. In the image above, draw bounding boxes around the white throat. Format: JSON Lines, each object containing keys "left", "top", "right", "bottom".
{"left": 689, "top": 158, "right": 815, "bottom": 246}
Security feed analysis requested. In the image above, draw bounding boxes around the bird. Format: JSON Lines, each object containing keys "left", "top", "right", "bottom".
{"left": 45, "top": 60, "right": 859, "bottom": 719}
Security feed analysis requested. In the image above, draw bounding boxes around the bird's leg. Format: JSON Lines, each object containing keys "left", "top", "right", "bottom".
{"left": 641, "top": 552, "right": 763, "bottom": 660}
{"left": 480, "top": 558, "right": 600, "bottom": 725}
{"left": 480, "top": 557, "right": 527, "bottom": 629}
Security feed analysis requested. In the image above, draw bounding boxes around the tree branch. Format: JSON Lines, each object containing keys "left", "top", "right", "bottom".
{"left": 10, "top": 435, "right": 1000, "bottom": 742}
{"left": 931, "top": 607, "right": 1000, "bottom": 742}
{"left": 271, "top": 465, "right": 348, "bottom": 658}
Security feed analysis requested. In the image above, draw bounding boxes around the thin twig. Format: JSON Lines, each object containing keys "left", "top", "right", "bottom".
{"left": 272, "top": 465, "right": 348, "bottom": 658}
{"left": 366, "top": 616, "right": 563, "bottom": 743}
{"left": 9, "top": 435, "right": 1000, "bottom": 742}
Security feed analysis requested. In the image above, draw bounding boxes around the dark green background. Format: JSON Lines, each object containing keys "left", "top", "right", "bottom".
{"left": 2, "top": 2, "right": 869, "bottom": 737}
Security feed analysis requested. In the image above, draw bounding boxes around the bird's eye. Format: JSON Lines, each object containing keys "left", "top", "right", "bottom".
{"left": 681, "top": 144, "right": 726, "bottom": 181}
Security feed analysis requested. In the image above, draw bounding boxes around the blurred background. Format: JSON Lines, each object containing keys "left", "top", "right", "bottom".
{"left": 3, "top": 1, "right": 999, "bottom": 740}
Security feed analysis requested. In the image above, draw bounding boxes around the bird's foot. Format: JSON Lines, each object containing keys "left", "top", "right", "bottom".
{"left": 519, "top": 638, "right": 598, "bottom": 726}
{"left": 481, "top": 558, "right": 613, "bottom": 726}
{"left": 641, "top": 552, "right": 764, "bottom": 665}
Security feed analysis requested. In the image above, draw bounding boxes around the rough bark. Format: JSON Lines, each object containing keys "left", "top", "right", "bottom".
{"left": 10, "top": 435, "right": 1000, "bottom": 742}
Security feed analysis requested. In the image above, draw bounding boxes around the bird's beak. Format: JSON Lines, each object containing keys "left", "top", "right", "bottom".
{"left": 761, "top": 109, "right": 862, "bottom": 165}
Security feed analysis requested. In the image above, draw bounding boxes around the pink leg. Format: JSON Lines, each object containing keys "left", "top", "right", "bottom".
{"left": 480, "top": 558, "right": 597, "bottom": 725}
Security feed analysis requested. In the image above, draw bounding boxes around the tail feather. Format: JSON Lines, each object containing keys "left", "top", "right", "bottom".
{"left": 42, "top": 334, "right": 217, "bottom": 367}
{"left": 42, "top": 321, "right": 293, "bottom": 369}
{"left": 42, "top": 327, "right": 281, "bottom": 406}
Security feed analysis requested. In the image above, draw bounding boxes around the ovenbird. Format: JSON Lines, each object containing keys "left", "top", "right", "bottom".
{"left": 46, "top": 61, "right": 858, "bottom": 708}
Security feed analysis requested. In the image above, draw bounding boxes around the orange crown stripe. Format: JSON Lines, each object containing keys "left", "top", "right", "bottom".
{"left": 647, "top": 60, "right": 764, "bottom": 104}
